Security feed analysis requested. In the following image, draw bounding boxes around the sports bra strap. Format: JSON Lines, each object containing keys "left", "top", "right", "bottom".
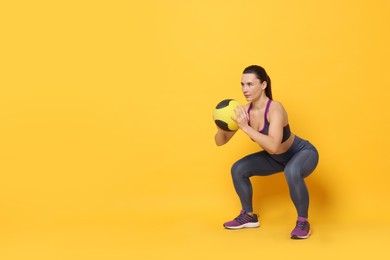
{"left": 264, "top": 98, "right": 272, "bottom": 122}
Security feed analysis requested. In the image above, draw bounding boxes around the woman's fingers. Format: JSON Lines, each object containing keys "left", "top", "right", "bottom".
{"left": 235, "top": 105, "right": 247, "bottom": 119}
{"left": 232, "top": 105, "right": 249, "bottom": 129}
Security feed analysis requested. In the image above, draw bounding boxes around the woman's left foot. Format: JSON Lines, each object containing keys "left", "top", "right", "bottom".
{"left": 290, "top": 217, "right": 311, "bottom": 239}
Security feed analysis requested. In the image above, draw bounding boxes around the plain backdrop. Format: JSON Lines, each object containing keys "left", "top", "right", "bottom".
{"left": 1, "top": 0, "right": 389, "bottom": 259}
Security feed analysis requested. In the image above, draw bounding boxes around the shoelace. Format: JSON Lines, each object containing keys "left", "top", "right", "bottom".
{"left": 296, "top": 221, "right": 309, "bottom": 230}
{"left": 235, "top": 213, "right": 253, "bottom": 224}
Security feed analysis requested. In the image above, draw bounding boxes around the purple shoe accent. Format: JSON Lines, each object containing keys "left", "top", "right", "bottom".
{"left": 223, "top": 210, "right": 260, "bottom": 229}
{"left": 290, "top": 219, "right": 311, "bottom": 239}
{"left": 297, "top": 217, "right": 307, "bottom": 222}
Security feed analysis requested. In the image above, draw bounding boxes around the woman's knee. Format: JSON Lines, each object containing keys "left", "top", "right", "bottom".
{"left": 231, "top": 161, "right": 241, "bottom": 175}
{"left": 284, "top": 165, "right": 302, "bottom": 183}
{"left": 285, "top": 150, "right": 318, "bottom": 180}
{"left": 231, "top": 160, "right": 247, "bottom": 179}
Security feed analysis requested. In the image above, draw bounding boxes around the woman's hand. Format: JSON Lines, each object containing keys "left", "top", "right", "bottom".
{"left": 232, "top": 105, "right": 250, "bottom": 130}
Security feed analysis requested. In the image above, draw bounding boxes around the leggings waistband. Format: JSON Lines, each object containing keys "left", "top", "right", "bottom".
{"left": 269, "top": 136, "right": 317, "bottom": 165}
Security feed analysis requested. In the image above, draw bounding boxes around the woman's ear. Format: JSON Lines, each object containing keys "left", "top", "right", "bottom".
{"left": 261, "top": 81, "right": 267, "bottom": 90}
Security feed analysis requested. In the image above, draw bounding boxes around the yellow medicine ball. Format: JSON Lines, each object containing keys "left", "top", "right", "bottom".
{"left": 213, "top": 99, "right": 242, "bottom": 131}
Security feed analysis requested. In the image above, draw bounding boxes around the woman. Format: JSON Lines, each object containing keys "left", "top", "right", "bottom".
{"left": 214, "top": 65, "right": 319, "bottom": 239}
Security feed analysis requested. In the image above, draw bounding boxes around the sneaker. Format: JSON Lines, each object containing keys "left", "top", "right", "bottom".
{"left": 223, "top": 210, "right": 260, "bottom": 229}
{"left": 290, "top": 217, "right": 311, "bottom": 239}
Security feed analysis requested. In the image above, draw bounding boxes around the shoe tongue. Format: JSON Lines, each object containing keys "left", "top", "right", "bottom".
{"left": 240, "top": 210, "right": 246, "bottom": 215}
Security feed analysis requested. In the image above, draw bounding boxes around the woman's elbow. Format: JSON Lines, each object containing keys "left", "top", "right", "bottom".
{"left": 214, "top": 136, "right": 226, "bottom": 146}
{"left": 215, "top": 140, "right": 226, "bottom": 146}
{"left": 267, "top": 144, "right": 281, "bottom": 154}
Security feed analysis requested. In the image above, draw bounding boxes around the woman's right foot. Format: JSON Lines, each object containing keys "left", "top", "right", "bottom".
{"left": 223, "top": 210, "right": 260, "bottom": 229}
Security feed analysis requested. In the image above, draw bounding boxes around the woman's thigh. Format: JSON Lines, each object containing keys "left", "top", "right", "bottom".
{"left": 232, "top": 151, "right": 285, "bottom": 178}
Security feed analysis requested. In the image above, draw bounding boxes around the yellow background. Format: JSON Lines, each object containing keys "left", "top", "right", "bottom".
{"left": 1, "top": 0, "right": 389, "bottom": 259}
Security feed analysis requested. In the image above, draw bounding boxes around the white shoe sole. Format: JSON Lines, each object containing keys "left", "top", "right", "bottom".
{"left": 224, "top": 222, "right": 260, "bottom": 229}
{"left": 291, "top": 229, "right": 311, "bottom": 239}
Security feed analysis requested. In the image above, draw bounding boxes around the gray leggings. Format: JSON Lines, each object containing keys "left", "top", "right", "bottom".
{"left": 231, "top": 136, "right": 319, "bottom": 218}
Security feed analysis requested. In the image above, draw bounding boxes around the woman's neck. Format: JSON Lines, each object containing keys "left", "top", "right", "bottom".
{"left": 251, "top": 94, "right": 269, "bottom": 110}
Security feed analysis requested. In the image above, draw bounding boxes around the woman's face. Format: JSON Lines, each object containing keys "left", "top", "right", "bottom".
{"left": 241, "top": 73, "right": 265, "bottom": 102}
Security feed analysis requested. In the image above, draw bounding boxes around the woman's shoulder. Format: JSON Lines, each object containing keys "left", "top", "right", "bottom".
{"left": 269, "top": 99, "right": 288, "bottom": 120}
{"left": 270, "top": 99, "right": 285, "bottom": 111}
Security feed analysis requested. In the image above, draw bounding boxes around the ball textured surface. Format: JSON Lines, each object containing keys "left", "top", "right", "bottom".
{"left": 213, "top": 99, "right": 242, "bottom": 131}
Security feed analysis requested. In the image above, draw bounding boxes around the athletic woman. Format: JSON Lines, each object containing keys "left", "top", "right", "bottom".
{"left": 214, "top": 65, "right": 319, "bottom": 239}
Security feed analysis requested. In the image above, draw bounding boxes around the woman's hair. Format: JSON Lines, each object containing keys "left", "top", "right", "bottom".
{"left": 243, "top": 65, "right": 272, "bottom": 99}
